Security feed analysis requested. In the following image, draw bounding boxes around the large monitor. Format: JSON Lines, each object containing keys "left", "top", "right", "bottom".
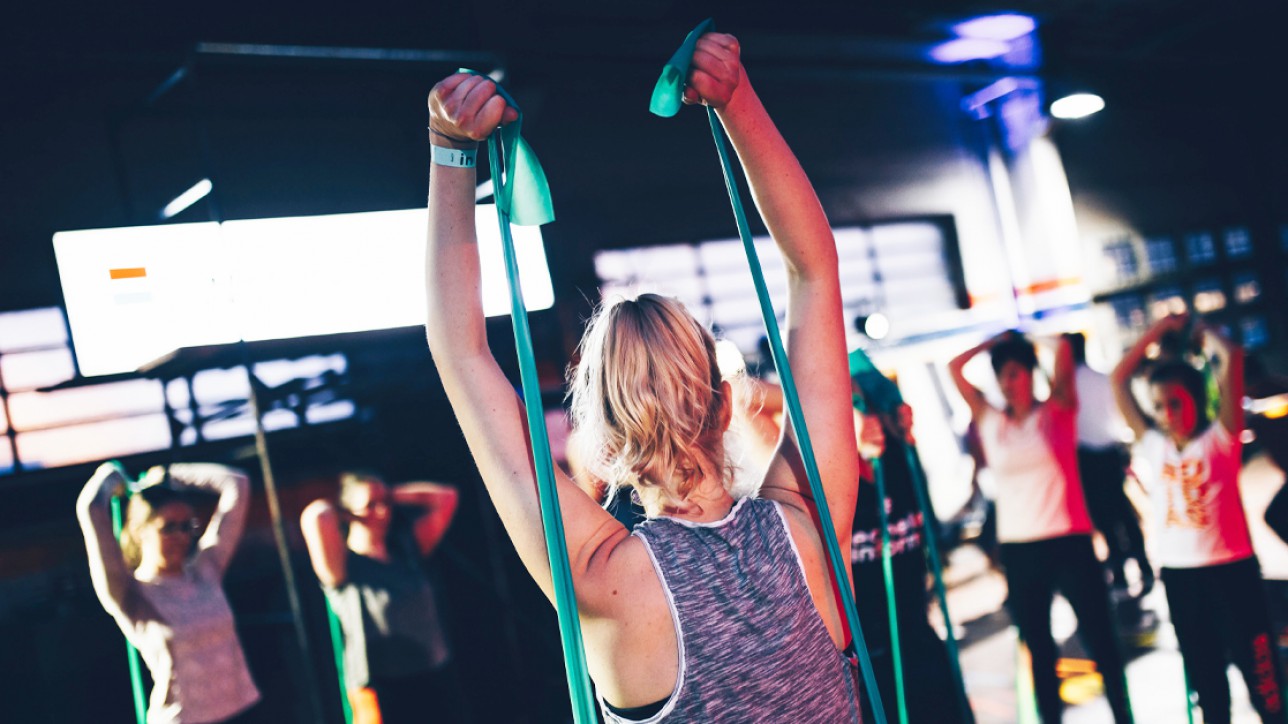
{"left": 53, "top": 206, "right": 553, "bottom": 376}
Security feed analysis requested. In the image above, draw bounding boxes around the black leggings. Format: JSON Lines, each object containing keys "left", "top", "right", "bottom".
{"left": 1078, "top": 447, "right": 1151, "bottom": 592}
{"left": 1162, "top": 558, "right": 1285, "bottom": 724}
{"left": 1001, "top": 535, "right": 1132, "bottom": 723}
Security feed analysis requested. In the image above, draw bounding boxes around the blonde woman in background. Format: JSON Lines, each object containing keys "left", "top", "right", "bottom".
{"left": 425, "top": 32, "right": 863, "bottom": 723}
{"left": 76, "top": 462, "right": 261, "bottom": 724}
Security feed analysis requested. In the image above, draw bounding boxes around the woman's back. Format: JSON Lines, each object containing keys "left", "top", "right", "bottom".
{"left": 599, "top": 497, "right": 859, "bottom": 723}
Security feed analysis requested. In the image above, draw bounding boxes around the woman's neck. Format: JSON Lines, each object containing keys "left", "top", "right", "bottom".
{"left": 1007, "top": 395, "right": 1037, "bottom": 420}
{"left": 135, "top": 559, "right": 184, "bottom": 581}
{"left": 347, "top": 524, "right": 389, "bottom": 562}
{"left": 647, "top": 478, "right": 735, "bottom": 522}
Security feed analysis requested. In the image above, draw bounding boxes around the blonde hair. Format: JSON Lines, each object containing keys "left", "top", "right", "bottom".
{"left": 568, "top": 294, "right": 733, "bottom": 511}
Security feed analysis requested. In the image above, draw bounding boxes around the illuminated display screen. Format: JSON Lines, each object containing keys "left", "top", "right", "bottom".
{"left": 53, "top": 206, "right": 553, "bottom": 376}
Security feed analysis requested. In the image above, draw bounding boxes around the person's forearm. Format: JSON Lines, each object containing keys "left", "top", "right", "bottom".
{"left": 714, "top": 78, "right": 836, "bottom": 282}
{"left": 949, "top": 339, "right": 989, "bottom": 375}
{"left": 166, "top": 463, "right": 245, "bottom": 493}
{"left": 392, "top": 482, "right": 457, "bottom": 509}
{"left": 77, "top": 462, "right": 126, "bottom": 516}
{"left": 425, "top": 149, "right": 489, "bottom": 367}
{"left": 1113, "top": 327, "right": 1159, "bottom": 385}
{"left": 76, "top": 463, "right": 133, "bottom": 613}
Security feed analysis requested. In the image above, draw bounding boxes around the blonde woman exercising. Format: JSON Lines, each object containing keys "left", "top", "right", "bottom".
{"left": 425, "top": 32, "right": 862, "bottom": 723}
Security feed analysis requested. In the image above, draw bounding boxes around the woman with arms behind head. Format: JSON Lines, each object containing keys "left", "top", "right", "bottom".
{"left": 425, "top": 32, "right": 862, "bottom": 723}
{"left": 76, "top": 462, "right": 261, "bottom": 724}
{"left": 1113, "top": 314, "right": 1285, "bottom": 724}
{"left": 300, "top": 471, "right": 459, "bottom": 723}
{"left": 949, "top": 332, "right": 1131, "bottom": 723}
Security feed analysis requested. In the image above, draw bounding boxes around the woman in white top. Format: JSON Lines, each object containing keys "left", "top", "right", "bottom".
{"left": 949, "top": 331, "right": 1131, "bottom": 723}
{"left": 1113, "top": 313, "right": 1284, "bottom": 724}
{"left": 77, "top": 462, "right": 262, "bottom": 724}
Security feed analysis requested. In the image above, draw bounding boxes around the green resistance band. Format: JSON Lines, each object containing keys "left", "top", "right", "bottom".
{"left": 852, "top": 394, "right": 909, "bottom": 724}
{"left": 849, "top": 349, "right": 974, "bottom": 723}
{"left": 325, "top": 600, "right": 353, "bottom": 724}
{"left": 652, "top": 19, "right": 883, "bottom": 724}
{"left": 107, "top": 462, "right": 147, "bottom": 724}
{"left": 1183, "top": 670, "right": 1195, "bottom": 724}
{"left": 457, "top": 68, "right": 595, "bottom": 724}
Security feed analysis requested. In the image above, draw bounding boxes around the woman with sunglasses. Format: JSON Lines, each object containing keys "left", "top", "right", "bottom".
{"left": 76, "top": 461, "right": 261, "bottom": 723}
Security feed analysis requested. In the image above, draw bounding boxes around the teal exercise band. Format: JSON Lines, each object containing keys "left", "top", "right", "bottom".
{"left": 874, "top": 457, "right": 908, "bottom": 724}
{"left": 1184, "top": 670, "right": 1195, "bottom": 724}
{"left": 852, "top": 394, "right": 909, "bottom": 724}
{"left": 108, "top": 463, "right": 148, "bottom": 724}
{"left": 651, "top": 19, "right": 885, "bottom": 724}
{"left": 849, "top": 349, "right": 973, "bottom": 724}
{"left": 460, "top": 68, "right": 596, "bottom": 724}
{"left": 325, "top": 601, "right": 353, "bottom": 724}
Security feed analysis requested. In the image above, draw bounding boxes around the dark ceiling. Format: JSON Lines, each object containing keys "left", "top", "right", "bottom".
{"left": 3, "top": 0, "right": 1285, "bottom": 312}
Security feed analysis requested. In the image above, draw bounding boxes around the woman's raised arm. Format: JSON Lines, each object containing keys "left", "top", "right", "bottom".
{"left": 164, "top": 463, "right": 250, "bottom": 579}
{"left": 423, "top": 74, "right": 626, "bottom": 612}
{"left": 76, "top": 463, "right": 136, "bottom": 620}
{"left": 691, "top": 34, "right": 858, "bottom": 544}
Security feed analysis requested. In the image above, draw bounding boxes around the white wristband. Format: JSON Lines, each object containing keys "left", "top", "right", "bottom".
{"left": 432, "top": 144, "right": 477, "bottom": 168}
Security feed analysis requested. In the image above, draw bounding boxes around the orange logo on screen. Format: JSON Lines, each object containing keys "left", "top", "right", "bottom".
{"left": 1162, "top": 459, "right": 1209, "bottom": 529}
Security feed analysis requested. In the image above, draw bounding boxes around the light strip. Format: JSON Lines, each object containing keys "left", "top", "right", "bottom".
{"left": 160, "top": 178, "right": 213, "bottom": 219}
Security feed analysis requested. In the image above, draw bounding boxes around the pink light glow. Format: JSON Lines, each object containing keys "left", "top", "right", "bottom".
{"left": 930, "top": 38, "right": 1010, "bottom": 63}
{"left": 952, "top": 13, "right": 1036, "bottom": 41}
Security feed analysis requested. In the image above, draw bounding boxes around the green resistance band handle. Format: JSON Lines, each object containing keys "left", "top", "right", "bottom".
{"left": 108, "top": 481, "right": 148, "bottom": 724}
{"left": 324, "top": 600, "right": 353, "bottom": 724}
{"left": 853, "top": 397, "right": 909, "bottom": 724}
{"left": 650, "top": 18, "right": 884, "bottom": 723}
{"left": 851, "top": 349, "right": 974, "bottom": 723}
{"left": 481, "top": 116, "right": 595, "bottom": 722}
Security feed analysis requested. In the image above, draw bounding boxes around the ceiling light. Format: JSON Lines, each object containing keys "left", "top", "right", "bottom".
{"left": 861, "top": 313, "right": 890, "bottom": 340}
{"left": 1050, "top": 93, "right": 1105, "bottom": 119}
{"left": 160, "top": 178, "right": 213, "bottom": 219}
{"left": 930, "top": 38, "right": 1010, "bottom": 64}
{"left": 953, "top": 14, "right": 1037, "bottom": 41}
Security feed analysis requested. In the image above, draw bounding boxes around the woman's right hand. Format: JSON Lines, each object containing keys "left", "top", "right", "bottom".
{"left": 682, "top": 33, "right": 744, "bottom": 109}
{"left": 427, "top": 73, "right": 519, "bottom": 144}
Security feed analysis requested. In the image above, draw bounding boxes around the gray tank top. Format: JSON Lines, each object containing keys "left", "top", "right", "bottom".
{"left": 600, "top": 497, "right": 862, "bottom": 723}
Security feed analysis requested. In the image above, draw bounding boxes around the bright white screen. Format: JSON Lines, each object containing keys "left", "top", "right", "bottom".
{"left": 53, "top": 207, "right": 553, "bottom": 376}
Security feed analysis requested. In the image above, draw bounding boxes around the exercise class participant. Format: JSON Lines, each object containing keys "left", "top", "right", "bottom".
{"left": 1113, "top": 314, "right": 1285, "bottom": 724}
{"left": 425, "top": 33, "right": 862, "bottom": 722}
{"left": 300, "top": 472, "right": 460, "bottom": 723}
{"left": 949, "top": 331, "right": 1132, "bottom": 723}
{"left": 77, "top": 462, "right": 261, "bottom": 724}
{"left": 851, "top": 402, "right": 975, "bottom": 724}
{"left": 1066, "top": 332, "right": 1152, "bottom": 598}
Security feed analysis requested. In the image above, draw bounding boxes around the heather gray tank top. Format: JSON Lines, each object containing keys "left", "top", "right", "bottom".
{"left": 600, "top": 497, "right": 862, "bottom": 723}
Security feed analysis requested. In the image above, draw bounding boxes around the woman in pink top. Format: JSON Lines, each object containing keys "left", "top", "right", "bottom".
{"left": 950, "top": 331, "right": 1131, "bottom": 723}
{"left": 77, "top": 462, "right": 262, "bottom": 724}
{"left": 1113, "top": 314, "right": 1284, "bottom": 724}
